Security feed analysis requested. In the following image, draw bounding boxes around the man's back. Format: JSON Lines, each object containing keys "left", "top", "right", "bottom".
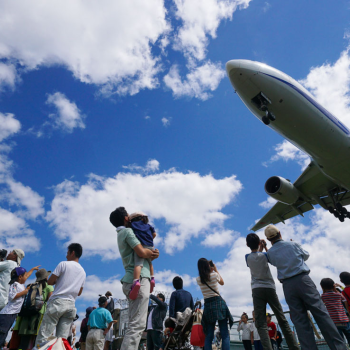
{"left": 267, "top": 240, "right": 310, "bottom": 280}
{"left": 51, "top": 261, "right": 86, "bottom": 301}
{"left": 169, "top": 289, "right": 194, "bottom": 317}
{"left": 0, "top": 260, "right": 17, "bottom": 308}
{"left": 88, "top": 308, "right": 113, "bottom": 329}
{"left": 246, "top": 252, "right": 275, "bottom": 290}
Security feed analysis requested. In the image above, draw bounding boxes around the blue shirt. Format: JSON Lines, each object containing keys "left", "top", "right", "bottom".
{"left": 130, "top": 221, "right": 155, "bottom": 247}
{"left": 169, "top": 289, "right": 194, "bottom": 318}
{"left": 267, "top": 240, "right": 310, "bottom": 280}
{"left": 87, "top": 307, "right": 113, "bottom": 329}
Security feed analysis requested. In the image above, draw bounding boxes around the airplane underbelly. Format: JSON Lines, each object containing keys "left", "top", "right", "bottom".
{"left": 239, "top": 73, "right": 342, "bottom": 160}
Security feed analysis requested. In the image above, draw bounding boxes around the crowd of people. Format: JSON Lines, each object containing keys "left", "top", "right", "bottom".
{"left": 0, "top": 206, "right": 349, "bottom": 350}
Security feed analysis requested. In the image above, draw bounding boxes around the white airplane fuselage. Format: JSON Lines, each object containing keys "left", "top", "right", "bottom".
{"left": 226, "top": 60, "right": 350, "bottom": 191}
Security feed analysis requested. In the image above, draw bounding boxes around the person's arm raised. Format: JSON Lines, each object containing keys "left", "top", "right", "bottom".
{"left": 133, "top": 245, "right": 159, "bottom": 260}
{"left": 23, "top": 266, "right": 40, "bottom": 283}
{"left": 213, "top": 264, "right": 224, "bottom": 285}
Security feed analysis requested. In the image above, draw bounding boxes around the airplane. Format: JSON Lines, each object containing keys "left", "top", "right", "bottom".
{"left": 226, "top": 59, "right": 350, "bottom": 232}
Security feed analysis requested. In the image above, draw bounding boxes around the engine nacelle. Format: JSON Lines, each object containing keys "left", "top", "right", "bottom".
{"left": 265, "top": 176, "right": 300, "bottom": 205}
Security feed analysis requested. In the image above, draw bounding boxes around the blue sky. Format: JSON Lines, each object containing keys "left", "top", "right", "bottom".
{"left": 1, "top": 0, "right": 350, "bottom": 320}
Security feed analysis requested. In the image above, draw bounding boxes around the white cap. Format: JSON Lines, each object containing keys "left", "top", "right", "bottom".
{"left": 13, "top": 249, "right": 25, "bottom": 265}
{"left": 264, "top": 225, "right": 280, "bottom": 239}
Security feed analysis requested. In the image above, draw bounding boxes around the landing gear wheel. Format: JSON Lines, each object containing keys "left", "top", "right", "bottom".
{"left": 339, "top": 215, "right": 345, "bottom": 222}
{"left": 336, "top": 203, "right": 343, "bottom": 212}
{"left": 341, "top": 207, "right": 348, "bottom": 215}
{"left": 262, "top": 116, "right": 270, "bottom": 125}
{"left": 328, "top": 207, "right": 335, "bottom": 214}
{"left": 267, "top": 111, "right": 276, "bottom": 121}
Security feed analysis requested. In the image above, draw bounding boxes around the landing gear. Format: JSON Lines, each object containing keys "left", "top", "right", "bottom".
{"left": 328, "top": 204, "right": 350, "bottom": 222}
{"left": 262, "top": 115, "right": 270, "bottom": 125}
{"left": 251, "top": 92, "right": 276, "bottom": 125}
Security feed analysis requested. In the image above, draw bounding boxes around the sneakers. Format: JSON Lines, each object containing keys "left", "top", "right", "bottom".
{"left": 129, "top": 279, "right": 141, "bottom": 300}
{"left": 150, "top": 277, "right": 155, "bottom": 293}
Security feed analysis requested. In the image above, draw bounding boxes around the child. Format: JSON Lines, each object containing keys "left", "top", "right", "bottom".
{"left": 129, "top": 212, "right": 157, "bottom": 299}
{"left": 339, "top": 271, "right": 350, "bottom": 306}
{"left": 0, "top": 266, "right": 39, "bottom": 346}
{"left": 245, "top": 233, "right": 298, "bottom": 350}
{"left": 266, "top": 313, "right": 278, "bottom": 350}
{"left": 160, "top": 318, "right": 176, "bottom": 350}
{"left": 237, "top": 313, "right": 253, "bottom": 350}
{"left": 321, "top": 278, "right": 350, "bottom": 344}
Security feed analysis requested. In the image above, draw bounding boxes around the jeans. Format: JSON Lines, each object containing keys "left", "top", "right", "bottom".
{"left": 337, "top": 322, "right": 350, "bottom": 344}
{"left": 121, "top": 278, "right": 150, "bottom": 350}
{"left": 283, "top": 274, "right": 347, "bottom": 350}
{"left": 204, "top": 318, "right": 230, "bottom": 350}
{"left": 147, "top": 330, "right": 162, "bottom": 350}
{"left": 36, "top": 298, "right": 76, "bottom": 346}
{"left": 0, "top": 314, "right": 16, "bottom": 347}
{"left": 270, "top": 339, "right": 278, "bottom": 350}
{"left": 252, "top": 288, "right": 299, "bottom": 350}
{"left": 254, "top": 340, "right": 263, "bottom": 350}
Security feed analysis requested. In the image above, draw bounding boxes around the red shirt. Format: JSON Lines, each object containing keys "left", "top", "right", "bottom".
{"left": 267, "top": 322, "right": 276, "bottom": 339}
{"left": 342, "top": 287, "right": 350, "bottom": 306}
{"left": 322, "top": 291, "right": 349, "bottom": 324}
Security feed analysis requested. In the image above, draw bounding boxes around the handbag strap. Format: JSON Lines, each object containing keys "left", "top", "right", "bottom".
{"left": 204, "top": 281, "right": 221, "bottom": 297}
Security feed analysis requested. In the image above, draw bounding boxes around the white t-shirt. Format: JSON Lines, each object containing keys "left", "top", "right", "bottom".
{"left": 147, "top": 309, "right": 154, "bottom": 330}
{"left": 237, "top": 322, "right": 253, "bottom": 341}
{"left": 0, "top": 282, "right": 25, "bottom": 315}
{"left": 196, "top": 272, "right": 220, "bottom": 299}
{"left": 0, "top": 260, "right": 18, "bottom": 309}
{"left": 251, "top": 322, "right": 260, "bottom": 340}
{"left": 50, "top": 261, "right": 86, "bottom": 302}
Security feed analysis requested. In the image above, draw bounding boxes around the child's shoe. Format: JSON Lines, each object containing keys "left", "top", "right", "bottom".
{"left": 150, "top": 277, "right": 155, "bottom": 293}
{"left": 129, "top": 279, "right": 141, "bottom": 300}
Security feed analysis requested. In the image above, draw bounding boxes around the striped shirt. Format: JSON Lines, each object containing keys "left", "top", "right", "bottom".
{"left": 321, "top": 291, "right": 349, "bottom": 324}
{"left": 196, "top": 272, "right": 220, "bottom": 299}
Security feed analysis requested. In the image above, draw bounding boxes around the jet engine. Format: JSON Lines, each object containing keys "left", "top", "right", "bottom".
{"left": 265, "top": 176, "right": 300, "bottom": 205}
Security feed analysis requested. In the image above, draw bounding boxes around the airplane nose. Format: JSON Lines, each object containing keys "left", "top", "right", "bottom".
{"left": 226, "top": 60, "right": 241, "bottom": 76}
{"left": 226, "top": 60, "right": 252, "bottom": 89}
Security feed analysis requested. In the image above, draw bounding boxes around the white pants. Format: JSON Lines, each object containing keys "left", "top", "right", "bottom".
{"left": 86, "top": 329, "right": 105, "bottom": 350}
{"left": 36, "top": 299, "right": 76, "bottom": 346}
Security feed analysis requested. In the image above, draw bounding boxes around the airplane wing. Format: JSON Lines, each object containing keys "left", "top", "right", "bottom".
{"left": 251, "top": 161, "right": 350, "bottom": 232}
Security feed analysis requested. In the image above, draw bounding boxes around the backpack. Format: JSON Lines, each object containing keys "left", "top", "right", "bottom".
{"left": 19, "top": 282, "right": 44, "bottom": 317}
{"left": 106, "top": 298, "right": 114, "bottom": 314}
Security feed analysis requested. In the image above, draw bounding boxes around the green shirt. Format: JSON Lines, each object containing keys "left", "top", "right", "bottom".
{"left": 117, "top": 227, "right": 150, "bottom": 284}
{"left": 40, "top": 283, "right": 54, "bottom": 314}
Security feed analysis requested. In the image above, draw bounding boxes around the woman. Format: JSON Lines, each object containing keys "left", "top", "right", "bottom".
{"left": 237, "top": 313, "right": 253, "bottom": 350}
{"left": 13, "top": 268, "right": 53, "bottom": 350}
{"left": 196, "top": 258, "right": 233, "bottom": 350}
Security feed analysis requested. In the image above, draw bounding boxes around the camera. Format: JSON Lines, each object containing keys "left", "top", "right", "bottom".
{"left": 0, "top": 249, "right": 7, "bottom": 261}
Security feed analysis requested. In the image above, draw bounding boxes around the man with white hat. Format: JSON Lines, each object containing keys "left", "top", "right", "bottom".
{"left": 0, "top": 249, "right": 25, "bottom": 310}
{"left": 265, "top": 225, "right": 347, "bottom": 350}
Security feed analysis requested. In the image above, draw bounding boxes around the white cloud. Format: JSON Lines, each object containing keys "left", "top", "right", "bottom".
{"left": 145, "top": 116, "right": 151, "bottom": 120}
{"left": 0, "top": 1, "right": 169, "bottom": 96}
{"left": 46, "top": 162, "right": 242, "bottom": 258}
{"left": 0, "top": 113, "right": 21, "bottom": 143}
{"left": 259, "top": 196, "right": 277, "bottom": 209}
{"left": 201, "top": 229, "right": 236, "bottom": 247}
{"left": 161, "top": 117, "right": 171, "bottom": 127}
{"left": 0, "top": 63, "right": 17, "bottom": 92}
{"left": 122, "top": 159, "right": 160, "bottom": 173}
{"left": 173, "top": 0, "right": 251, "bottom": 61}
{"left": 262, "top": 2, "right": 271, "bottom": 13}
{"left": 0, "top": 112, "right": 43, "bottom": 252}
{"left": 164, "top": 62, "right": 225, "bottom": 100}
{"left": 46, "top": 92, "right": 85, "bottom": 132}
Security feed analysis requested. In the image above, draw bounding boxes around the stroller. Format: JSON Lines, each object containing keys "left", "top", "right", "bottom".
{"left": 164, "top": 301, "right": 202, "bottom": 350}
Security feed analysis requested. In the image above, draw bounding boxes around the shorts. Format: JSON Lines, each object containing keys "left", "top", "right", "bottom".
{"left": 134, "top": 246, "right": 154, "bottom": 267}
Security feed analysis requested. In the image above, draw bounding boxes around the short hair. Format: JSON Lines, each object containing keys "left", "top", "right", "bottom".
{"left": 340, "top": 272, "right": 350, "bottom": 285}
{"left": 320, "top": 278, "right": 335, "bottom": 290}
{"left": 246, "top": 233, "right": 260, "bottom": 250}
{"left": 68, "top": 243, "right": 83, "bottom": 258}
{"left": 110, "top": 207, "right": 128, "bottom": 228}
{"left": 98, "top": 295, "right": 107, "bottom": 306}
{"left": 157, "top": 293, "right": 165, "bottom": 302}
{"left": 164, "top": 318, "right": 176, "bottom": 329}
{"left": 173, "top": 276, "right": 183, "bottom": 290}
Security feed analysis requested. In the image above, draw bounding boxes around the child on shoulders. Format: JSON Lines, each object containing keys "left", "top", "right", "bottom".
{"left": 129, "top": 212, "right": 157, "bottom": 300}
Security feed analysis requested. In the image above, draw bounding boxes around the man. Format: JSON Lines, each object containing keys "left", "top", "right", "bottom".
{"left": 0, "top": 249, "right": 24, "bottom": 311}
{"left": 147, "top": 294, "right": 167, "bottom": 350}
{"left": 36, "top": 243, "right": 86, "bottom": 346}
{"left": 169, "top": 276, "right": 194, "bottom": 318}
{"left": 86, "top": 296, "right": 117, "bottom": 350}
{"left": 110, "top": 207, "right": 159, "bottom": 350}
{"left": 104, "top": 291, "right": 114, "bottom": 350}
{"left": 245, "top": 233, "right": 298, "bottom": 350}
{"left": 265, "top": 225, "right": 347, "bottom": 350}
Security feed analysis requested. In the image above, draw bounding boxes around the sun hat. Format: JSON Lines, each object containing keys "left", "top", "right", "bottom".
{"left": 129, "top": 211, "right": 147, "bottom": 220}
{"left": 35, "top": 268, "right": 51, "bottom": 282}
{"left": 264, "top": 225, "right": 280, "bottom": 239}
{"left": 13, "top": 249, "right": 25, "bottom": 265}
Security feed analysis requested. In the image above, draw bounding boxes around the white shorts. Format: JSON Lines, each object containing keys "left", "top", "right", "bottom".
{"left": 105, "top": 327, "right": 113, "bottom": 342}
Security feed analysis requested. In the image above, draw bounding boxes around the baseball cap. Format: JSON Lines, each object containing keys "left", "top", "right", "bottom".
{"left": 266, "top": 313, "right": 272, "bottom": 317}
{"left": 264, "top": 225, "right": 280, "bottom": 239}
{"left": 13, "top": 249, "right": 25, "bottom": 265}
{"left": 129, "top": 212, "right": 147, "bottom": 220}
{"left": 9, "top": 267, "right": 27, "bottom": 284}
